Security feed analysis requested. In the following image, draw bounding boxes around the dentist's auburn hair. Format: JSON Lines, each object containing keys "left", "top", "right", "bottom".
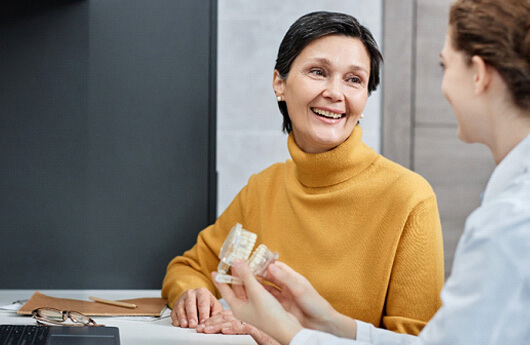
{"left": 274, "top": 11, "right": 383, "bottom": 133}
{"left": 449, "top": 0, "right": 530, "bottom": 110}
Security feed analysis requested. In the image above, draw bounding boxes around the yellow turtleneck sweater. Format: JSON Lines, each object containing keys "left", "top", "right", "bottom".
{"left": 162, "top": 126, "right": 444, "bottom": 335}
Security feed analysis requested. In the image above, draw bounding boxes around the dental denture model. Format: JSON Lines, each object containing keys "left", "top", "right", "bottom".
{"left": 215, "top": 223, "right": 278, "bottom": 284}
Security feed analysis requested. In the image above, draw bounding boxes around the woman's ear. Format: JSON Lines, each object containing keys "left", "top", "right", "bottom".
{"left": 272, "top": 70, "right": 285, "bottom": 99}
{"left": 471, "top": 55, "right": 492, "bottom": 95}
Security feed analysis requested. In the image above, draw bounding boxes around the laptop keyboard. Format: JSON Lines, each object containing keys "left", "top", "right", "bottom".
{"left": 0, "top": 325, "right": 50, "bottom": 345}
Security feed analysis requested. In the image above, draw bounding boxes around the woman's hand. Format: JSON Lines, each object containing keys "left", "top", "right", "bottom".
{"left": 212, "top": 260, "right": 303, "bottom": 345}
{"left": 196, "top": 310, "right": 281, "bottom": 345}
{"left": 170, "top": 287, "right": 224, "bottom": 328}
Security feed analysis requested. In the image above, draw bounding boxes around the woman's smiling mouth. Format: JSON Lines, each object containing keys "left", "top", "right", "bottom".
{"left": 311, "top": 107, "right": 345, "bottom": 119}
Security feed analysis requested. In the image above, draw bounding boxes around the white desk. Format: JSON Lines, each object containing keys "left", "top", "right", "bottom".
{"left": 0, "top": 290, "right": 257, "bottom": 345}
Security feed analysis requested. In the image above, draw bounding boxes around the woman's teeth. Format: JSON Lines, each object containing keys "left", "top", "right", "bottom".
{"left": 311, "top": 108, "right": 344, "bottom": 119}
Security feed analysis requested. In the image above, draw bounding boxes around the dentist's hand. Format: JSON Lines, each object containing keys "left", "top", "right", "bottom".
{"left": 262, "top": 261, "right": 358, "bottom": 339}
{"left": 213, "top": 260, "right": 303, "bottom": 345}
{"left": 261, "top": 261, "right": 335, "bottom": 331}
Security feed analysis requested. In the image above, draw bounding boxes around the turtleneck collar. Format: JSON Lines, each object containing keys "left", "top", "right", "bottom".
{"left": 287, "top": 125, "right": 378, "bottom": 187}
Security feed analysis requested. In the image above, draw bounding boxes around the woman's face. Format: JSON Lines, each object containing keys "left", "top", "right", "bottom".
{"left": 440, "top": 30, "right": 485, "bottom": 144}
{"left": 274, "top": 35, "right": 370, "bottom": 153}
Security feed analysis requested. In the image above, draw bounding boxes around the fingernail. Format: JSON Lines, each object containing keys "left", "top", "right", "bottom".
{"left": 269, "top": 263, "right": 278, "bottom": 274}
{"left": 180, "top": 319, "right": 187, "bottom": 326}
{"left": 189, "top": 319, "right": 196, "bottom": 327}
{"left": 206, "top": 325, "right": 214, "bottom": 331}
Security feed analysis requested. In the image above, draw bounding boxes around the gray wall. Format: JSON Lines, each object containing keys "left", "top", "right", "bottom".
{"left": 216, "top": 0, "right": 383, "bottom": 215}
{"left": 0, "top": 0, "right": 217, "bottom": 288}
{"left": 0, "top": 0, "right": 494, "bottom": 289}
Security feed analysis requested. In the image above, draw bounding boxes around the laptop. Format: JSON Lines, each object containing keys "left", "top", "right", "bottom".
{"left": 0, "top": 324, "right": 120, "bottom": 345}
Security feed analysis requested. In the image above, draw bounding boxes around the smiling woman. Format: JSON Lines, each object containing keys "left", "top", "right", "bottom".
{"left": 162, "top": 11, "right": 444, "bottom": 345}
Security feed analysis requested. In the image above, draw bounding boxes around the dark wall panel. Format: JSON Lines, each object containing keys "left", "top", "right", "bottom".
{"left": 0, "top": 0, "right": 217, "bottom": 289}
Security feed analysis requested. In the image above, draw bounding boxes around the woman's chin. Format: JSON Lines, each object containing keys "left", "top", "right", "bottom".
{"left": 310, "top": 134, "right": 348, "bottom": 152}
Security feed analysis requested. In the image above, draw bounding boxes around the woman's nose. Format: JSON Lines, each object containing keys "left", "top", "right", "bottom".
{"left": 322, "top": 77, "right": 344, "bottom": 101}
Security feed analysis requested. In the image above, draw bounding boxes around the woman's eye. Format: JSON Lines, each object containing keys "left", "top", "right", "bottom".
{"left": 347, "top": 76, "right": 361, "bottom": 83}
{"left": 309, "top": 69, "right": 325, "bottom": 76}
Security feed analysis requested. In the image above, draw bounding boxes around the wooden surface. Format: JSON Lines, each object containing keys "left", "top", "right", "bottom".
{"left": 415, "top": 128, "right": 495, "bottom": 274}
{"left": 382, "top": 0, "right": 415, "bottom": 168}
{"left": 382, "top": 0, "right": 495, "bottom": 277}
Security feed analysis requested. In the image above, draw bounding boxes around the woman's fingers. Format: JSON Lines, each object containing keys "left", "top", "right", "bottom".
{"left": 196, "top": 310, "right": 245, "bottom": 334}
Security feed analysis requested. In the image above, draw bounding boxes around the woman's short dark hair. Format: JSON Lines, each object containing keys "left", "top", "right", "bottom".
{"left": 275, "top": 11, "right": 383, "bottom": 133}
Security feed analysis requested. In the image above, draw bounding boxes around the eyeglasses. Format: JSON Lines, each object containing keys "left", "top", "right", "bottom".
{"left": 32, "top": 308, "right": 103, "bottom": 327}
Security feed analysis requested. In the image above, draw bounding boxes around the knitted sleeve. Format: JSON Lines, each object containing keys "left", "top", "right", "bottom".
{"left": 161, "top": 185, "right": 249, "bottom": 309}
{"left": 381, "top": 195, "right": 445, "bottom": 335}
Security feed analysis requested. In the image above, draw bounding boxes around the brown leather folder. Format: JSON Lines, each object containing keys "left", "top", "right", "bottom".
{"left": 18, "top": 291, "right": 167, "bottom": 317}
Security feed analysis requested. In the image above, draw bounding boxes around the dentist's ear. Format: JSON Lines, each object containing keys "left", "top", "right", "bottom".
{"left": 471, "top": 55, "right": 491, "bottom": 95}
